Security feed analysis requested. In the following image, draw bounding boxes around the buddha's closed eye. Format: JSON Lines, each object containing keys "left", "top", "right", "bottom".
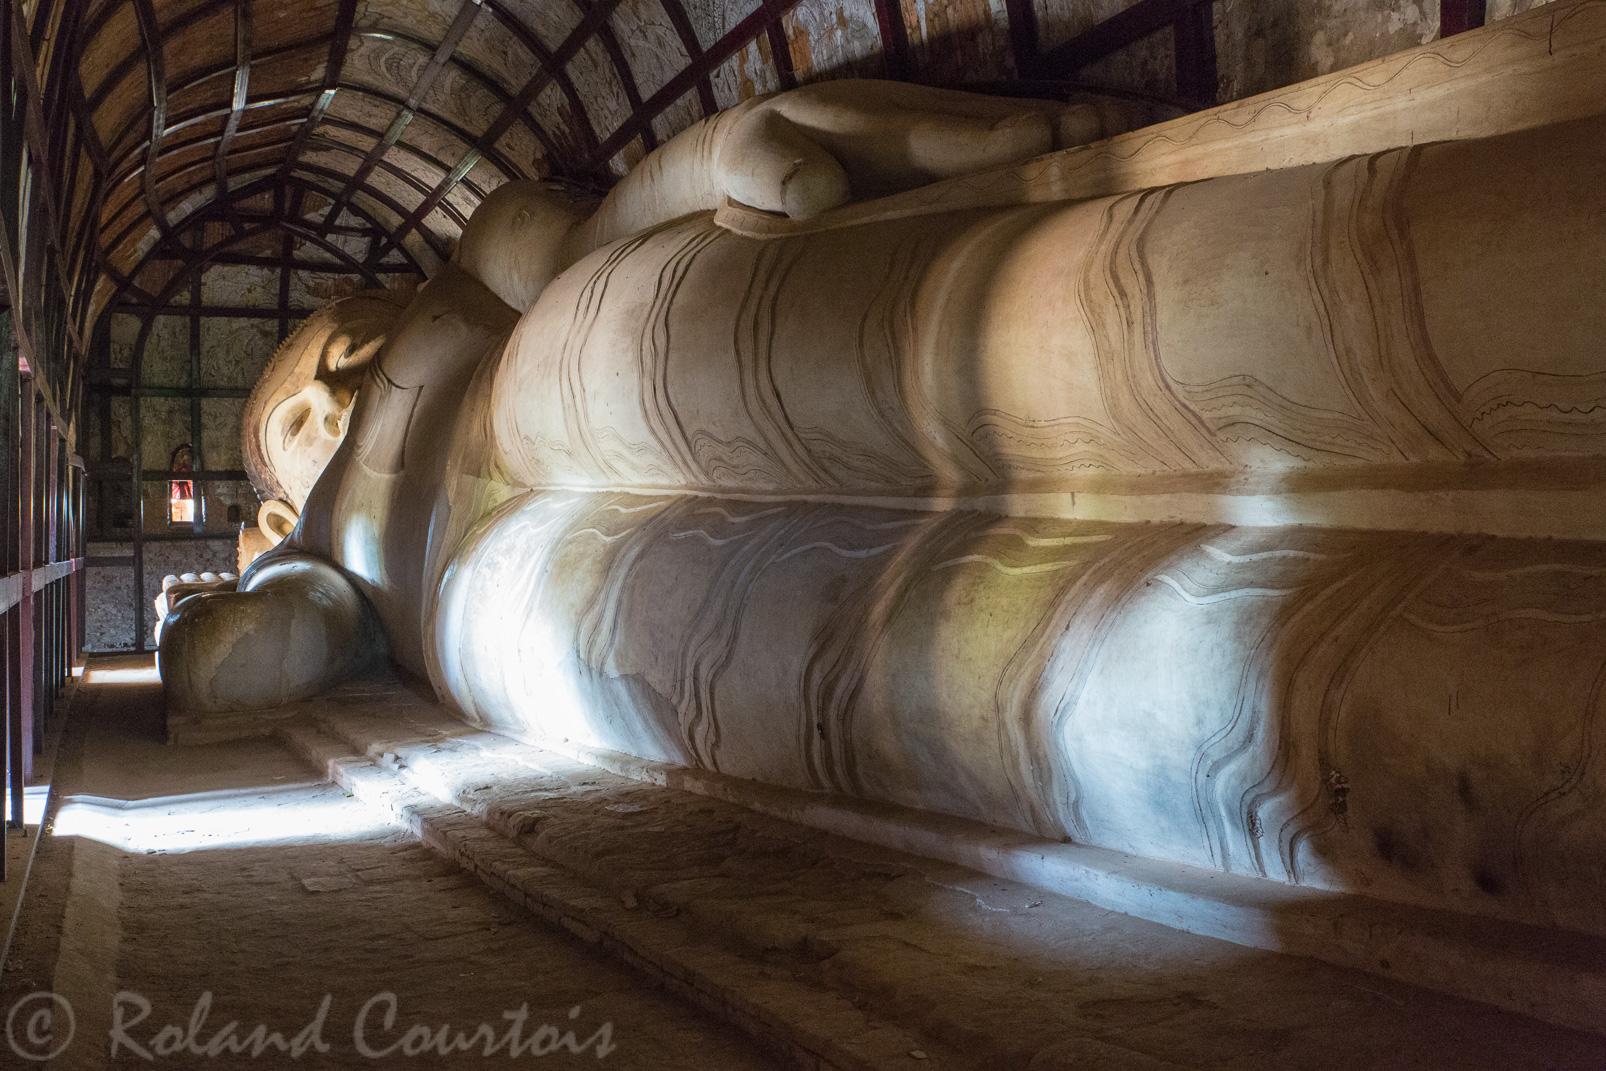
{"left": 283, "top": 407, "right": 310, "bottom": 450}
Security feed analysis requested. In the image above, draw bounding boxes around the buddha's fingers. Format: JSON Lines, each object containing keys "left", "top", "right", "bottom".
{"left": 717, "top": 108, "right": 851, "bottom": 219}
{"left": 744, "top": 80, "right": 1052, "bottom": 197}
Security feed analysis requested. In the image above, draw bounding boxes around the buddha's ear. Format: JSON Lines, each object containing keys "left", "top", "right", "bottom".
{"left": 258, "top": 499, "right": 301, "bottom": 544}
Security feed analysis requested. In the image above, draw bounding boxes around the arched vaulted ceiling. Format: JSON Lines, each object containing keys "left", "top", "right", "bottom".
{"left": 7, "top": 0, "right": 1504, "bottom": 369}
{"left": 62, "top": 0, "right": 1223, "bottom": 328}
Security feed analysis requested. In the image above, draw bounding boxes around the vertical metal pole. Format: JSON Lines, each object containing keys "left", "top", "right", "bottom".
{"left": 74, "top": 460, "right": 83, "bottom": 667}
{"left": 44, "top": 427, "right": 55, "bottom": 714}
{"left": 1, "top": 0, "right": 18, "bottom": 864}
{"left": 132, "top": 314, "right": 146, "bottom": 654}
{"left": 18, "top": 377, "right": 33, "bottom": 784}
{"left": 190, "top": 251, "right": 204, "bottom": 532}
{"left": 7, "top": 372, "right": 23, "bottom": 830}
{"left": 0, "top": 303, "right": 13, "bottom": 851}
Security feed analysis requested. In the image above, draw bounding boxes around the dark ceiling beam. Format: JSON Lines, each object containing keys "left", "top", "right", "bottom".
{"left": 302, "top": 135, "right": 472, "bottom": 227}
{"left": 67, "top": 80, "right": 110, "bottom": 176}
{"left": 114, "top": 215, "right": 391, "bottom": 396}
{"left": 101, "top": 81, "right": 520, "bottom": 197}
{"left": 100, "top": 177, "right": 427, "bottom": 320}
{"left": 766, "top": 20, "right": 797, "bottom": 91}
{"left": 211, "top": 214, "right": 387, "bottom": 238}
{"left": 1038, "top": 0, "right": 1208, "bottom": 74}
{"left": 126, "top": 221, "right": 289, "bottom": 392}
{"left": 94, "top": 27, "right": 556, "bottom": 170}
{"left": 478, "top": 0, "right": 598, "bottom": 155}
{"left": 658, "top": 0, "right": 719, "bottom": 116}
{"left": 7, "top": 0, "right": 87, "bottom": 357}
{"left": 1440, "top": 0, "right": 1487, "bottom": 36}
{"left": 98, "top": 148, "right": 425, "bottom": 318}
{"left": 100, "top": 106, "right": 489, "bottom": 241}
{"left": 104, "top": 92, "right": 313, "bottom": 195}
{"left": 591, "top": 16, "right": 657, "bottom": 152}
{"left": 131, "top": 0, "right": 179, "bottom": 250}
{"left": 101, "top": 135, "right": 302, "bottom": 252}
{"left": 78, "top": 0, "right": 228, "bottom": 63}
{"left": 87, "top": 383, "right": 256, "bottom": 398}
{"left": 587, "top": 0, "right": 810, "bottom": 167}
{"left": 367, "top": 0, "right": 630, "bottom": 264}
{"left": 282, "top": 164, "right": 451, "bottom": 262}
{"left": 1002, "top": 0, "right": 1040, "bottom": 78}
{"left": 1173, "top": 2, "right": 1217, "bottom": 107}
{"left": 84, "top": 0, "right": 242, "bottom": 110}
{"left": 65, "top": 66, "right": 138, "bottom": 333}
{"left": 317, "top": 1, "right": 486, "bottom": 232}
{"left": 213, "top": 0, "right": 253, "bottom": 229}
{"left": 125, "top": 132, "right": 465, "bottom": 240}
{"left": 204, "top": 217, "right": 389, "bottom": 285}
{"left": 107, "top": 166, "right": 437, "bottom": 295}
{"left": 93, "top": 33, "right": 327, "bottom": 116}
{"left": 279, "top": 0, "right": 359, "bottom": 220}
{"left": 111, "top": 305, "right": 303, "bottom": 319}
{"left": 96, "top": 34, "right": 348, "bottom": 167}
{"left": 144, "top": 250, "right": 409, "bottom": 271}
{"left": 1, "top": 1, "right": 80, "bottom": 431}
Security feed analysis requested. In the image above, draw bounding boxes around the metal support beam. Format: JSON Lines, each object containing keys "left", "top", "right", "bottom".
{"left": 1441, "top": 0, "right": 1487, "bottom": 36}
{"left": 318, "top": 0, "right": 485, "bottom": 233}
{"left": 214, "top": 0, "right": 253, "bottom": 227}
{"left": 585, "top": 0, "right": 810, "bottom": 168}
{"left": 276, "top": 0, "right": 358, "bottom": 188}
{"left": 366, "top": 0, "right": 631, "bottom": 264}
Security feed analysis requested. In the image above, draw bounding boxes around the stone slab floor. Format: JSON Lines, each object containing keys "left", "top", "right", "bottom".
{"left": 3, "top": 655, "right": 1604, "bottom": 1070}
{"left": 0, "top": 656, "right": 780, "bottom": 1069}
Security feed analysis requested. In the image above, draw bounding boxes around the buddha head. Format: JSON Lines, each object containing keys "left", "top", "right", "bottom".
{"left": 242, "top": 290, "right": 411, "bottom": 543}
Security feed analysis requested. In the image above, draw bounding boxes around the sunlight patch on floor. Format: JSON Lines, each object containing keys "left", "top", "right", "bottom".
{"left": 52, "top": 782, "right": 393, "bottom": 853}
{"left": 84, "top": 665, "right": 161, "bottom": 685}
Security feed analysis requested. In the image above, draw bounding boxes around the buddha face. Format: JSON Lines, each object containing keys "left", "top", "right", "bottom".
{"left": 263, "top": 375, "right": 352, "bottom": 512}
{"left": 246, "top": 294, "right": 406, "bottom": 543}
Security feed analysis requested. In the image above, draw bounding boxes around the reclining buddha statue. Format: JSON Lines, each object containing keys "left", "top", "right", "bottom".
{"left": 158, "top": 21, "right": 1606, "bottom": 943}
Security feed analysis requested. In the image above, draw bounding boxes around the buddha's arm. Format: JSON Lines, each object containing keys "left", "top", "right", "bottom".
{"left": 569, "top": 80, "right": 1168, "bottom": 254}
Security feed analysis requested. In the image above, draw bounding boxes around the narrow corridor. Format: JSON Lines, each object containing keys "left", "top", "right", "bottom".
{"left": 0, "top": 657, "right": 779, "bottom": 1069}
{"left": 3, "top": 657, "right": 1602, "bottom": 1070}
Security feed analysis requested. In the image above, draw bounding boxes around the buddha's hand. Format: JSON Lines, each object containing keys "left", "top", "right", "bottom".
{"left": 715, "top": 80, "right": 1158, "bottom": 219}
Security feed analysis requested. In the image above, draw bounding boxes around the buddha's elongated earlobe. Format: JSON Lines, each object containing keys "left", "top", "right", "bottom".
{"left": 258, "top": 499, "right": 300, "bottom": 545}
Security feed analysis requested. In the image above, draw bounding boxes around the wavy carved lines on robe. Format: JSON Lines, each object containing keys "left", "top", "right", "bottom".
{"left": 1391, "top": 551, "right": 1606, "bottom": 923}
{"left": 669, "top": 506, "right": 821, "bottom": 770}
{"left": 1307, "top": 150, "right": 1489, "bottom": 463}
{"left": 556, "top": 231, "right": 661, "bottom": 482}
{"left": 1180, "top": 531, "right": 1423, "bottom": 879}
{"left": 993, "top": 521, "right": 1215, "bottom": 840}
{"left": 1269, "top": 535, "right": 1472, "bottom": 884}
{"left": 1171, "top": 375, "right": 1394, "bottom": 466}
{"left": 800, "top": 510, "right": 992, "bottom": 796}
{"left": 1460, "top": 368, "right": 1606, "bottom": 455}
{"left": 835, "top": 233, "right": 941, "bottom": 487}
{"left": 1401, "top": 552, "right": 1606, "bottom": 924}
{"left": 437, "top": 492, "right": 1606, "bottom": 927}
{"left": 574, "top": 495, "right": 681, "bottom": 679}
{"left": 903, "top": 216, "right": 1017, "bottom": 490}
{"left": 438, "top": 492, "right": 594, "bottom": 726}
{"left": 1512, "top": 656, "right": 1606, "bottom": 928}
{"left": 1081, "top": 188, "right": 1230, "bottom": 473}
{"left": 638, "top": 226, "right": 725, "bottom": 486}
{"left": 731, "top": 239, "right": 836, "bottom": 490}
